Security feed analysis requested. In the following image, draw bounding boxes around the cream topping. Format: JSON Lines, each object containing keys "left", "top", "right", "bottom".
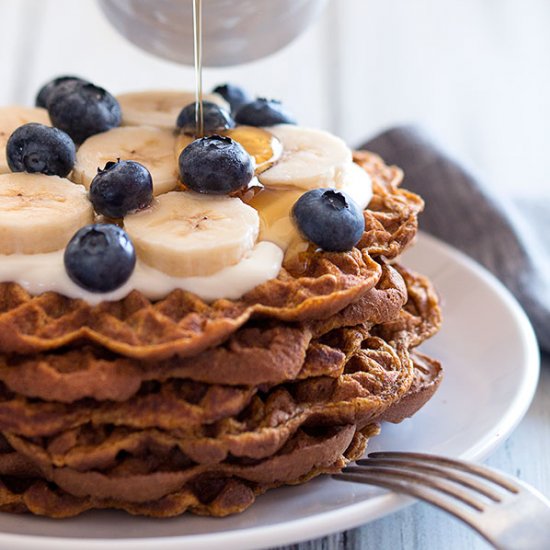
{"left": 0, "top": 241, "right": 282, "bottom": 305}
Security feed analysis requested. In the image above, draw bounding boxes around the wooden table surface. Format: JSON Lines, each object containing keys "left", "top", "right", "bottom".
{"left": 274, "top": 356, "right": 549, "bottom": 550}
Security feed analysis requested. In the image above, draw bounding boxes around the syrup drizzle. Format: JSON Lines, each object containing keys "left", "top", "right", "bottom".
{"left": 192, "top": 0, "right": 204, "bottom": 137}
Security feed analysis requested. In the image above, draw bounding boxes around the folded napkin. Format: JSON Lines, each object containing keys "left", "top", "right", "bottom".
{"left": 361, "top": 126, "right": 549, "bottom": 353}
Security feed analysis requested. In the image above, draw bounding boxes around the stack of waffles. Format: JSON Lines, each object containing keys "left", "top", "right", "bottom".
{"left": 0, "top": 151, "right": 441, "bottom": 518}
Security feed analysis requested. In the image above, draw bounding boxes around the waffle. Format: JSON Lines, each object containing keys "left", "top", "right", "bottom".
{"left": 0, "top": 152, "right": 423, "bottom": 360}
{"left": 1, "top": 328, "right": 409, "bottom": 464}
{"left": 0, "top": 288, "right": 440, "bottom": 511}
{"left": 380, "top": 351, "right": 443, "bottom": 423}
{"left": 0, "top": 151, "right": 442, "bottom": 519}
{"left": 0, "top": 326, "right": 418, "bottom": 514}
{"left": 0, "top": 425, "right": 375, "bottom": 518}
{"left": 0, "top": 325, "right": 440, "bottom": 517}
{"left": 0, "top": 262, "right": 414, "bottom": 403}
{"left": 0, "top": 346, "right": 440, "bottom": 518}
{"left": 374, "top": 265, "right": 442, "bottom": 347}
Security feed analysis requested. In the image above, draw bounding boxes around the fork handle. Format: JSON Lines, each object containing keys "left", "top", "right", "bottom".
{"left": 489, "top": 492, "right": 550, "bottom": 550}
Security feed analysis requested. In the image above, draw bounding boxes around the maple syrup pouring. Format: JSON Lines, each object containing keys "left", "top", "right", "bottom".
{"left": 192, "top": 0, "right": 204, "bottom": 137}
{"left": 188, "top": 9, "right": 304, "bottom": 263}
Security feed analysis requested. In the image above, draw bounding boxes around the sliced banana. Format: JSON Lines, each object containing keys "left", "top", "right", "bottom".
{"left": 0, "top": 106, "right": 51, "bottom": 174}
{"left": 334, "top": 161, "right": 373, "bottom": 210}
{"left": 124, "top": 191, "right": 259, "bottom": 277}
{"left": 258, "top": 125, "right": 352, "bottom": 190}
{"left": 0, "top": 173, "right": 93, "bottom": 254}
{"left": 73, "top": 126, "right": 179, "bottom": 195}
{"left": 117, "top": 90, "right": 229, "bottom": 129}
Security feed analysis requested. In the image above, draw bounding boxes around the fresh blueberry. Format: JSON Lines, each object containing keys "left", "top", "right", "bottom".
{"left": 47, "top": 81, "right": 121, "bottom": 144}
{"left": 178, "top": 135, "right": 254, "bottom": 194}
{"left": 64, "top": 224, "right": 136, "bottom": 293}
{"left": 212, "top": 83, "right": 251, "bottom": 113}
{"left": 90, "top": 160, "right": 153, "bottom": 219}
{"left": 176, "top": 101, "right": 235, "bottom": 135}
{"left": 6, "top": 123, "right": 76, "bottom": 177}
{"left": 35, "top": 75, "right": 89, "bottom": 109}
{"left": 234, "top": 98, "right": 296, "bottom": 126}
{"left": 292, "top": 189, "right": 365, "bottom": 252}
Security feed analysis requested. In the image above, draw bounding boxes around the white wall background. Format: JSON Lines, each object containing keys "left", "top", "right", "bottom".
{"left": 0, "top": 0, "right": 548, "bottom": 199}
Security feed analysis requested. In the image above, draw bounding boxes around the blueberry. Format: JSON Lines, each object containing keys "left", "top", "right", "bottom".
{"left": 212, "top": 83, "right": 251, "bottom": 113}
{"left": 178, "top": 135, "right": 254, "bottom": 194}
{"left": 234, "top": 98, "right": 296, "bottom": 126}
{"left": 90, "top": 160, "right": 153, "bottom": 219}
{"left": 6, "top": 123, "right": 76, "bottom": 177}
{"left": 176, "top": 101, "right": 234, "bottom": 135}
{"left": 47, "top": 81, "right": 121, "bottom": 144}
{"left": 292, "top": 189, "right": 365, "bottom": 252}
{"left": 64, "top": 224, "right": 136, "bottom": 293}
{"left": 35, "top": 75, "right": 89, "bottom": 109}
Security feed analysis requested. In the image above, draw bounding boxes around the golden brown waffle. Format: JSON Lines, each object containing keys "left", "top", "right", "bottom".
{"left": 0, "top": 426, "right": 376, "bottom": 518}
{"left": 353, "top": 151, "right": 423, "bottom": 259}
{"left": 0, "top": 380, "right": 256, "bottom": 438}
{"left": 2, "top": 330, "right": 409, "bottom": 469}
{"left": 0, "top": 150, "right": 442, "bottom": 520}
{"left": 0, "top": 326, "right": 413, "bottom": 442}
{"left": 0, "top": 325, "right": 440, "bottom": 517}
{"left": 0, "top": 261, "right": 442, "bottom": 517}
{"left": 374, "top": 265, "right": 442, "bottom": 346}
{"left": 9, "top": 425, "right": 362, "bottom": 503}
{"left": 380, "top": 351, "right": 443, "bottom": 423}
{"left": 0, "top": 262, "right": 414, "bottom": 403}
{"left": 0, "top": 350, "right": 441, "bottom": 518}
{"left": 0, "top": 321, "right": 417, "bottom": 514}
{"left": 0, "top": 152, "right": 423, "bottom": 360}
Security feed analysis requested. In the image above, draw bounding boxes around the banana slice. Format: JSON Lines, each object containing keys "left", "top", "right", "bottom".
{"left": 73, "top": 126, "right": 179, "bottom": 195}
{"left": 0, "top": 106, "right": 51, "bottom": 174}
{"left": 117, "top": 90, "right": 229, "bottom": 129}
{"left": 0, "top": 173, "right": 93, "bottom": 254}
{"left": 335, "top": 161, "right": 373, "bottom": 210}
{"left": 258, "top": 125, "right": 352, "bottom": 190}
{"left": 124, "top": 191, "right": 259, "bottom": 277}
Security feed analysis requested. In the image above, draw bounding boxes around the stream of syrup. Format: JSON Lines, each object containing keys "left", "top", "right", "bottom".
{"left": 192, "top": 0, "right": 204, "bottom": 137}
{"left": 188, "top": 2, "right": 307, "bottom": 264}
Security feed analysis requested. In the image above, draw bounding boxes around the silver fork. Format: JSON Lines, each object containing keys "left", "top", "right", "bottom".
{"left": 333, "top": 451, "right": 550, "bottom": 549}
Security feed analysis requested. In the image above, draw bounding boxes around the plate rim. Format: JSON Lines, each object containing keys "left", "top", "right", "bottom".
{"left": 0, "top": 232, "right": 540, "bottom": 550}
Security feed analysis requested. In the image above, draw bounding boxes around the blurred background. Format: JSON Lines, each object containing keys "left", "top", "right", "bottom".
{"left": 0, "top": 0, "right": 547, "bottom": 197}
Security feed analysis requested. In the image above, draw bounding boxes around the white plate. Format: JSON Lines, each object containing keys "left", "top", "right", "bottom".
{"left": 0, "top": 232, "right": 540, "bottom": 550}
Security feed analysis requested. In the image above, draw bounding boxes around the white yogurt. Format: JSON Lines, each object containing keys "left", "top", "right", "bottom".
{"left": 0, "top": 241, "right": 283, "bottom": 304}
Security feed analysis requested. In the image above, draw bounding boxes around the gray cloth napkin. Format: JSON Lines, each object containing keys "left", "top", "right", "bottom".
{"left": 361, "top": 126, "right": 550, "bottom": 353}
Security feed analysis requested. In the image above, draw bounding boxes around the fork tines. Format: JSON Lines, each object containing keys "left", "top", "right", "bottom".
{"left": 333, "top": 451, "right": 550, "bottom": 549}
{"left": 333, "top": 451, "right": 519, "bottom": 515}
